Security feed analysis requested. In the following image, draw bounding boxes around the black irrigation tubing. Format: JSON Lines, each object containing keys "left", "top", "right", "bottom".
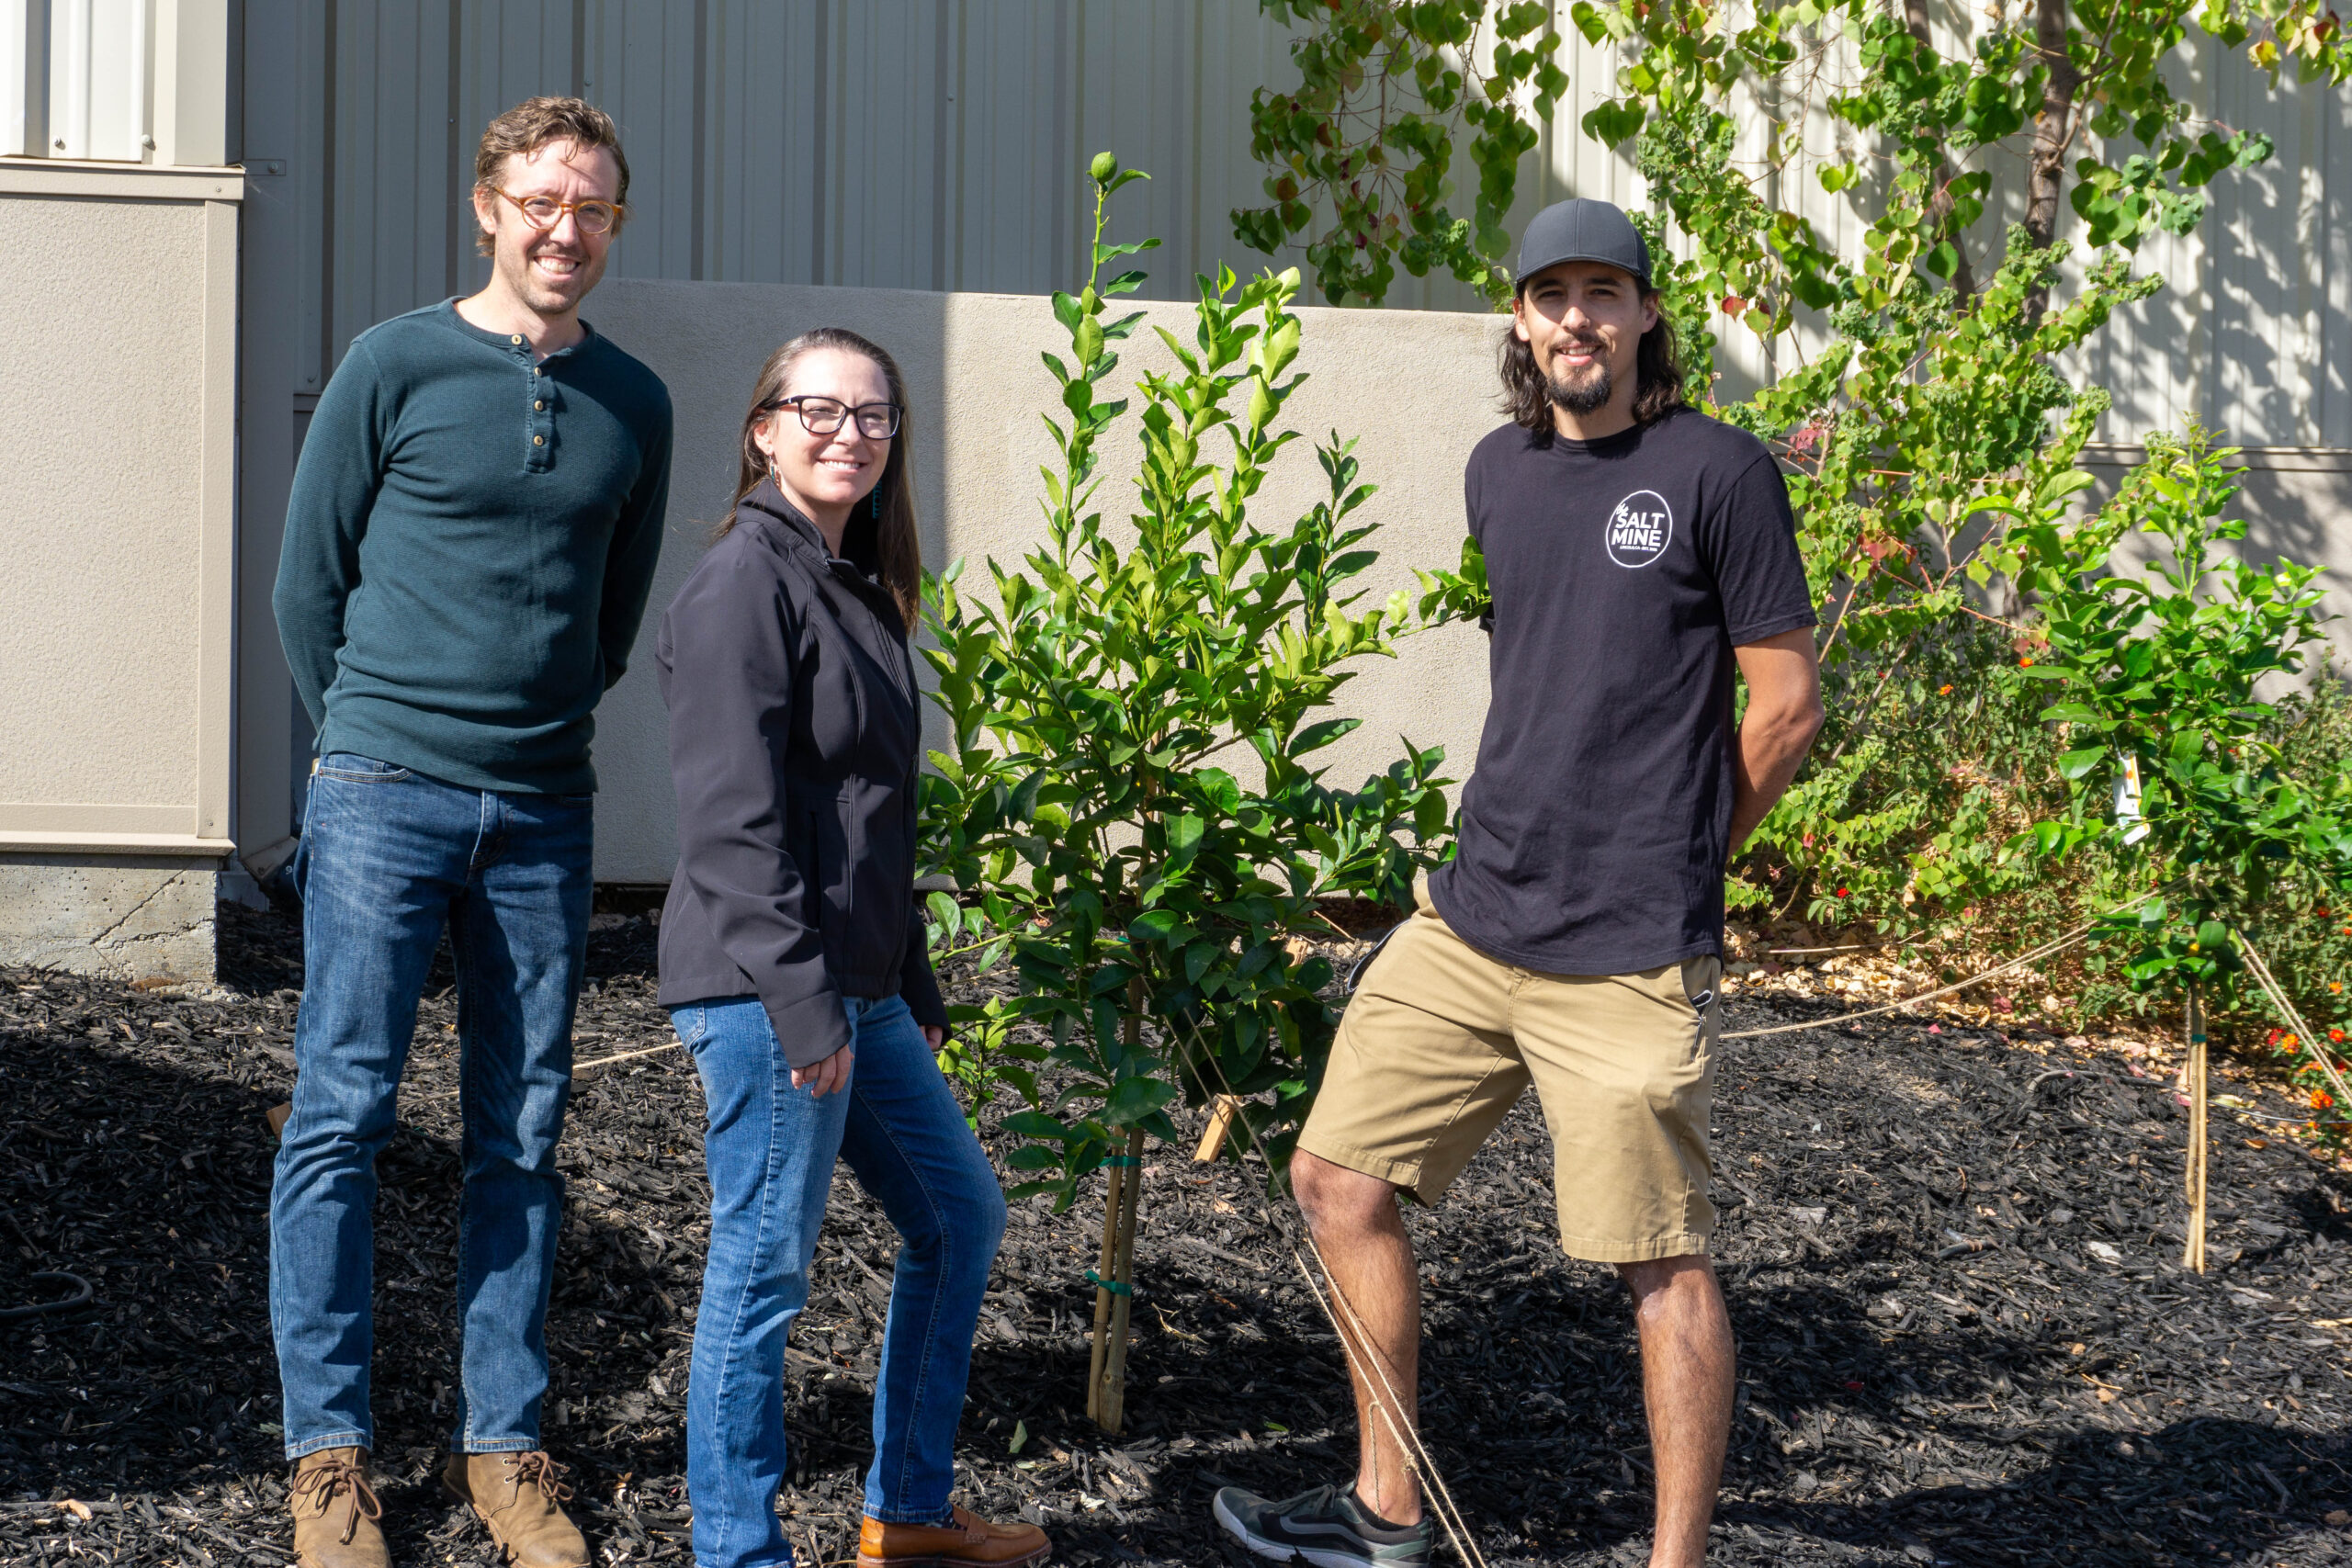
{"left": 0, "top": 1270, "right": 94, "bottom": 1319}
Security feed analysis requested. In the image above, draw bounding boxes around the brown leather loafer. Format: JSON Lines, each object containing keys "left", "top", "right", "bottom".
{"left": 442, "top": 1450, "right": 589, "bottom": 1568}
{"left": 857, "top": 1506, "right": 1050, "bottom": 1566}
{"left": 289, "top": 1447, "right": 388, "bottom": 1568}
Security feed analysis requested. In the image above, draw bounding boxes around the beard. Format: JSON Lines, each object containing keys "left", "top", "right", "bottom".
{"left": 501, "top": 235, "right": 605, "bottom": 315}
{"left": 1547, "top": 344, "right": 1614, "bottom": 415}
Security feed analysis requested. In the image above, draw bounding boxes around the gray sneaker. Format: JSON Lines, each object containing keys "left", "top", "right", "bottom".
{"left": 1212, "top": 1483, "right": 1433, "bottom": 1568}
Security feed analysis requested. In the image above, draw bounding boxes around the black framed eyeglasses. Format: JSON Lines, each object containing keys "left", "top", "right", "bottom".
{"left": 771, "top": 395, "right": 902, "bottom": 439}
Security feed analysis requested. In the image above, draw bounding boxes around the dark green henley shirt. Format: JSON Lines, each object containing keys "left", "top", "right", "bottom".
{"left": 273, "top": 299, "right": 673, "bottom": 795}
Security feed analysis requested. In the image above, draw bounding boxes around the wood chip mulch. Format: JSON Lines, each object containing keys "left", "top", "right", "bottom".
{"left": 4, "top": 902, "right": 2351, "bottom": 1566}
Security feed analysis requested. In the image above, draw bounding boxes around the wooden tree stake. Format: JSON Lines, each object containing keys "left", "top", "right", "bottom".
{"left": 1089, "top": 994, "right": 1149, "bottom": 1433}
{"left": 2183, "top": 986, "right": 2209, "bottom": 1274}
{"left": 1091, "top": 1124, "right": 1148, "bottom": 1433}
{"left": 1084, "top": 1144, "right": 1125, "bottom": 1425}
{"left": 1193, "top": 1095, "right": 1241, "bottom": 1162}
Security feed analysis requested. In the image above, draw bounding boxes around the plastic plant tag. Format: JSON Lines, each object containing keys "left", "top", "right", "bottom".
{"left": 2112, "top": 752, "right": 2148, "bottom": 845}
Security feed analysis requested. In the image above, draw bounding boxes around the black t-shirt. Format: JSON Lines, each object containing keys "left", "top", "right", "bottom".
{"left": 1428, "top": 407, "right": 1817, "bottom": 975}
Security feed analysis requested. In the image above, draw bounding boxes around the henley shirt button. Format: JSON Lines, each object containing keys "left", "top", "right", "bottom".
{"left": 533, "top": 434, "right": 546, "bottom": 446}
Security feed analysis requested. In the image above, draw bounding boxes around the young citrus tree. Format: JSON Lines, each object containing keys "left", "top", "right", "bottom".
{"left": 917, "top": 153, "right": 1452, "bottom": 1422}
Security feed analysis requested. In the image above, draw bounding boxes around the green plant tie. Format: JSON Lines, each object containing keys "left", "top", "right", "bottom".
{"left": 1100, "top": 1154, "right": 1140, "bottom": 1168}
{"left": 1085, "top": 1268, "right": 1132, "bottom": 1297}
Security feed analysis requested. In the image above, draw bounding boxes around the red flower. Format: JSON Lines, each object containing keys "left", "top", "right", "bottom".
{"left": 1837, "top": 887, "right": 1850, "bottom": 897}
{"left": 2332, "top": 1029, "right": 2346, "bottom": 1043}
{"left": 2019, "top": 656, "right": 2035, "bottom": 667}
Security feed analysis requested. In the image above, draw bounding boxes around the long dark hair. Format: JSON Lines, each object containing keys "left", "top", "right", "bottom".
{"left": 1498, "top": 291, "right": 1688, "bottom": 433}
{"left": 717, "top": 327, "right": 922, "bottom": 630}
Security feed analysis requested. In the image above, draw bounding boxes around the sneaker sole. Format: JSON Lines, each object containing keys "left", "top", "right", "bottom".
{"left": 1212, "top": 1492, "right": 1409, "bottom": 1568}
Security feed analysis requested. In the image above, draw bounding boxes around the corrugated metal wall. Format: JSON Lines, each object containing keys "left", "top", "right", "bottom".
{"left": 269, "top": 0, "right": 2347, "bottom": 451}
{"left": 277, "top": 0, "right": 1637, "bottom": 400}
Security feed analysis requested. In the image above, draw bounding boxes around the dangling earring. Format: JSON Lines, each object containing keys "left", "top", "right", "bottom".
{"left": 871, "top": 486, "right": 881, "bottom": 520}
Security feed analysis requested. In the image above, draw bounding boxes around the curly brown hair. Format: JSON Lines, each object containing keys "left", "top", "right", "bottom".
{"left": 1498, "top": 290, "right": 1688, "bottom": 432}
{"left": 472, "top": 96, "right": 630, "bottom": 256}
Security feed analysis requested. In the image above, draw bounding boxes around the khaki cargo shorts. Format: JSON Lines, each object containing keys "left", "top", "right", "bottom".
{"left": 1298, "top": 881, "right": 1722, "bottom": 1264}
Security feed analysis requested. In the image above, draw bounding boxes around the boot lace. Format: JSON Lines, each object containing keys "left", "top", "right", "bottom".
{"left": 503, "top": 1450, "right": 576, "bottom": 1506}
{"left": 291, "top": 1456, "right": 383, "bottom": 1545}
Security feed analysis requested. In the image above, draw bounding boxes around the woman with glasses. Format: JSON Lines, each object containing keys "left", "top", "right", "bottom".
{"left": 656, "top": 329, "right": 1046, "bottom": 1568}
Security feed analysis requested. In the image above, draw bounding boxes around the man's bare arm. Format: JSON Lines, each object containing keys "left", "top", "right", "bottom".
{"left": 1726, "top": 627, "right": 1826, "bottom": 858}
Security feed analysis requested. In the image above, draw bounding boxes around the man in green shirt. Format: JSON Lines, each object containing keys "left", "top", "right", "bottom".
{"left": 269, "top": 96, "right": 670, "bottom": 1568}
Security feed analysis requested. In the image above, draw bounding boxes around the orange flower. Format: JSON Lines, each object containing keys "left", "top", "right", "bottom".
{"left": 2286, "top": 1033, "right": 2300, "bottom": 1048}
{"left": 1937, "top": 683, "right": 1953, "bottom": 695}
{"left": 2019, "top": 656, "right": 2035, "bottom": 667}
{"left": 2333, "top": 1029, "right": 2346, "bottom": 1043}
{"left": 2312, "top": 1089, "right": 2336, "bottom": 1111}
{"left": 2332, "top": 981, "right": 2344, "bottom": 993}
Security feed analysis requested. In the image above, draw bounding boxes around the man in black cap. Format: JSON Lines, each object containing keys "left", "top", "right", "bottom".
{"left": 1213, "top": 198, "right": 1824, "bottom": 1568}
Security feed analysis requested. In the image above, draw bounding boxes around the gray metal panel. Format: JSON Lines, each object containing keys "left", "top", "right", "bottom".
{"left": 288, "top": 0, "right": 2346, "bottom": 455}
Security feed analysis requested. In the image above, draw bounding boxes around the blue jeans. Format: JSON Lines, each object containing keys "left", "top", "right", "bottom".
{"left": 270, "top": 753, "right": 594, "bottom": 1460}
{"left": 673, "top": 992, "right": 1007, "bottom": 1568}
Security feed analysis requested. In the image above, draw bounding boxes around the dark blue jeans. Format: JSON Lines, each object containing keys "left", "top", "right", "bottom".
{"left": 672, "top": 993, "right": 1007, "bottom": 1568}
{"left": 269, "top": 753, "right": 594, "bottom": 1461}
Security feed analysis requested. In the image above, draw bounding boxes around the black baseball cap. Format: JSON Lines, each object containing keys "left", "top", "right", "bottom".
{"left": 1513, "top": 197, "right": 1651, "bottom": 291}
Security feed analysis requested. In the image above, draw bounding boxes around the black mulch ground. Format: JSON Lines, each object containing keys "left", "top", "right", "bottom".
{"left": 5, "top": 903, "right": 2351, "bottom": 1566}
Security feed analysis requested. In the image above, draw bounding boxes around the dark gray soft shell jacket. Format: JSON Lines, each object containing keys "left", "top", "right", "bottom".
{"left": 655, "top": 482, "right": 947, "bottom": 1066}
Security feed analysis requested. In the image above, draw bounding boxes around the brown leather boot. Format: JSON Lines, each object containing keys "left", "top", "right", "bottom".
{"left": 288, "top": 1447, "right": 388, "bottom": 1568}
{"left": 442, "top": 1450, "right": 589, "bottom": 1568}
{"left": 856, "top": 1506, "right": 1050, "bottom": 1567}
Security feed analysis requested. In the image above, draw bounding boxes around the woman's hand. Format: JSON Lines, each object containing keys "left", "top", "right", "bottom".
{"left": 922, "top": 1025, "right": 945, "bottom": 1050}
{"left": 791, "top": 1043, "right": 854, "bottom": 1098}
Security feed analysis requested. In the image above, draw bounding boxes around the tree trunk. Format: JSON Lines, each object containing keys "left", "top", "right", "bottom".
{"left": 1087, "top": 988, "right": 1149, "bottom": 1433}
{"left": 2024, "top": 0, "right": 2081, "bottom": 321}
{"left": 1905, "top": 0, "right": 1979, "bottom": 301}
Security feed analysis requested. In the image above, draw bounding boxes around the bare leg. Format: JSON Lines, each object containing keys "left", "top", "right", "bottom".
{"left": 1617, "top": 1253, "right": 1735, "bottom": 1568}
{"left": 1291, "top": 1150, "right": 1423, "bottom": 1526}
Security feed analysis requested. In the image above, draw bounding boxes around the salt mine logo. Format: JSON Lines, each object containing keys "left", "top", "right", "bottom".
{"left": 1605, "top": 489, "right": 1674, "bottom": 568}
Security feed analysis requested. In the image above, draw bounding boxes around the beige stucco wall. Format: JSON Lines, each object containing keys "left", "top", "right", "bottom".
{"left": 0, "top": 164, "right": 240, "bottom": 855}
{"left": 583, "top": 278, "right": 1505, "bottom": 885}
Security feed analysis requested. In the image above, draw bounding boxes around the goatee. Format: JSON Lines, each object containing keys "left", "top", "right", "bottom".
{"left": 1548, "top": 361, "right": 1612, "bottom": 416}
